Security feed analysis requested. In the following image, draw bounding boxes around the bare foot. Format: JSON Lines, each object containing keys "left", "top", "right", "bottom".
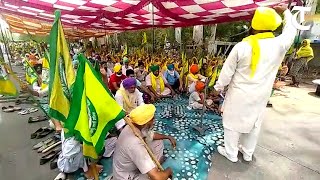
{"left": 96, "top": 164, "right": 104, "bottom": 174}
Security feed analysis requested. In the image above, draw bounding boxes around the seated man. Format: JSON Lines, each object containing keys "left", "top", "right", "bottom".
{"left": 163, "top": 64, "right": 183, "bottom": 93}
{"left": 145, "top": 65, "right": 175, "bottom": 98}
{"left": 134, "top": 61, "right": 148, "bottom": 82}
{"left": 189, "top": 81, "right": 206, "bottom": 109}
{"left": 108, "top": 64, "right": 126, "bottom": 94}
{"left": 113, "top": 104, "right": 176, "bottom": 180}
{"left": 189, "top": 81, "right": 217, "bottom": 111}
{"left": 187, "top": 64, "right": 206, "bottom": 93}
{"left": 126, "top": 69, "right": 156, "bottom": 103}
{"left": 115, "top": 77, "right": 144, "bottom": 130}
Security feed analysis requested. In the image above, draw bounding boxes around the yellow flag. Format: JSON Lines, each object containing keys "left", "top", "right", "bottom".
{"left": 65, "top": 54, "right": 125, "bottom": 159}
{"left": 49, "top": 10, "right": 76, "bottom": 122}
{"left": 0, "top": 63, "right": 17, "bottom": 96}
{"left": 142, "top": 32, "right": 147, "bottom": 45}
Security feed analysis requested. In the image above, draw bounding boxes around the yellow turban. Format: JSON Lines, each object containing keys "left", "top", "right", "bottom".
{"left": 129, "top": 104, "right": 156, "bottom": 125}
{"left": 252, "top": 7, "right": 282, "bottom": 31}
{"left": 114, "top": 64, "right": 122, "bottom": 73}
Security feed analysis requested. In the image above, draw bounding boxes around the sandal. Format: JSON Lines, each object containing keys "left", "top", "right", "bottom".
{"left": 18, "top": 108, "right": 38, "bottom": 115}
{"left": 2, "top": 106, "right": 14, "bottom": 112}
{"left": 38, "top": 139, "right": 59, "bottom": 153}
{"left": 31, "top": 127, "right": 53, "bottom": 139}
{"left": 33, "top": 136, "right": 55, "bottom": 150}
{"left": 40, "top": 149, "right": 61, "bottom": 165}
{"left": 41, "top": 141, "right": 62, "bottom": 153}
{"left": 8, "top": 105, "right": 22, "bottom": 111}
{"left": 36, "top": 128, "right": 54, "bottom": 139}
{"left": 28, "top": 116, "right": 48, "bottom": 123}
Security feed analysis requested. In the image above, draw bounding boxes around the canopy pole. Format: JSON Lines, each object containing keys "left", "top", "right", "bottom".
{"left": 152, "top": 3, "right": 155, "bottom": 54}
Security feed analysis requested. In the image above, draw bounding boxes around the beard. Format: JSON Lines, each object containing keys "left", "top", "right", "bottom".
{"left": 141, "top": 126, "right": 154, "bottom": 144}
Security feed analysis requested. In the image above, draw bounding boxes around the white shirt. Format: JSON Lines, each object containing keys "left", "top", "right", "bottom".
{"left": 122, "top": 65, "right": 133, "bottom": 76}
{"left": 113, "top": 126, "right": 155, "bottom": 180}
{"left": 189, "top": 91, "right": 201, "bottom": 106}
{"left": 115, "top": 89, "right": 144, "bottom": 113}
{"left": 145, "top": 73, "right": 168, "bottom": 93}
{"left": 214, "top": 10, "right": 296, "bottom": 133}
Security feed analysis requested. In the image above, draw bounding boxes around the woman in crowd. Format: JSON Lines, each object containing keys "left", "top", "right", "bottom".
{"left": 289, "top": 39, "right": 314, "bottom": 87}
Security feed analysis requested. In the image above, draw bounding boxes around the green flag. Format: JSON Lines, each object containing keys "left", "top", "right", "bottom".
{"left": 23, "top": 59, "right": 38, "bottom": 85}
{"left": 48, "top": 10, "right": 76, "bottom": 122}
{"left": 65, "top": 54, "right": 125, "bottom": 159}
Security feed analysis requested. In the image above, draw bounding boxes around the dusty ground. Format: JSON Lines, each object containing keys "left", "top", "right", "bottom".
{"left": 0, "top": 82, "right": 319, "bottom": 180}
{"left": 209, "top": 84, "right": 320, "bottom": 180}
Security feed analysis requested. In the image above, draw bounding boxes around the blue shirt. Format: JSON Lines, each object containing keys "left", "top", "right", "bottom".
{"left": 163, "top": 70, "right": 180, "bottom": 85}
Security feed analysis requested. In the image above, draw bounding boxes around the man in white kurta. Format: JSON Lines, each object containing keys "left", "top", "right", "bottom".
{"left": 214, "top": 5, "right": 296, "bottom": 162}
{"left": 115, "top": 77, "right": 145, "bottom": 130}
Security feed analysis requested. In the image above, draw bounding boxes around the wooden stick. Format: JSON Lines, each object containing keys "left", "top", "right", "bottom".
{"left": 124, "top": 116, "right": 164, "bottom": 171}
{"left": 90, "top": 163, "right": 99, "bottom": 180}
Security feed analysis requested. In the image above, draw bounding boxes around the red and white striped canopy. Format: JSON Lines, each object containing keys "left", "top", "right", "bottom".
{"left": 0, "top": 0, "right": 300, "bottom": 35}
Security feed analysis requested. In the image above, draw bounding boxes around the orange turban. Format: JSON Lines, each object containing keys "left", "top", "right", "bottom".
{"left": 190, "top": 64, "right": 199, "bottom": 74}
{"left": 195, "top": 81, "right": 205, "bottom": 91}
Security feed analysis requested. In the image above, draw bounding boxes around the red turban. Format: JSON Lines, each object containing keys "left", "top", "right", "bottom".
{"left": 190, "top": 64, "right": 199, "bottom": 74}
{"left": 195, "top": 81, "right": 205, "bottom": 91}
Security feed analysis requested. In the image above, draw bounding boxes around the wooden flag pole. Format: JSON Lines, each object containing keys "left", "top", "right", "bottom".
{"left": 90, "top": 163, "right": 99, "bottom": 180}
{"left": 124, "top": 116, "right": 164, "bottom": 171}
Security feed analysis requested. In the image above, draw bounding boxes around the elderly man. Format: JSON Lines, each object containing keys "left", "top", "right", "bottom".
{"left": 214, "top": 5, "right": 296, "bottom": 162}
{"left": 126, "top": 69, "right": 156, "bottom": 103}
{"left": 145, "top": 65, "right": 175, "bottom": 98}
{"left": 115, "top": 77, "right": 144, "bottom": 130}
{"left": 113, "top": 104, "right": 176, "bottom": 180}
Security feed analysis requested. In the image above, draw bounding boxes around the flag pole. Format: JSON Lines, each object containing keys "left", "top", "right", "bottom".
{"left": 124, "top": 116, "right": 164, "bottom": 171}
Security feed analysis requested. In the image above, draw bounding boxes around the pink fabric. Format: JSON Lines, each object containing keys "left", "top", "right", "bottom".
{"left": 1, "top": 0, "right": 301, "bottom": 34}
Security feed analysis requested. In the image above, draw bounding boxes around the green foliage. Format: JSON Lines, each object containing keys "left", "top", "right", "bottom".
{"left": 216, "top": 21, "right": 250, "bottom": 42}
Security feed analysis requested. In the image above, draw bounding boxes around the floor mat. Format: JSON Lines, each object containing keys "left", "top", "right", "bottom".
{"left": 75, "top": 95, "right": 223, "bottom": 180}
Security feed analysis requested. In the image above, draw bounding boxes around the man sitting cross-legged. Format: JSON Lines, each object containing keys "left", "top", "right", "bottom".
{"left": 114, "top": 77, "right": 145, "bottom": 130}
{"left": 113, "top": 104, "right": 176, "bottom": 180}
{"left": 145, "top": 65, "right": 175, "bottom": 99}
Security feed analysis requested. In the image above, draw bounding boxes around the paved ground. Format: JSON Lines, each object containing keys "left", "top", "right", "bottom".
{"left": 209, "top": 84, "right": 320, "bottom": 180}
{"left": 0, "top": 82, "right": 319, "bottom": 180}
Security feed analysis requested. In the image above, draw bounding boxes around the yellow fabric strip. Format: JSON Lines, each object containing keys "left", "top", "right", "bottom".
{"left": 119, "top": 87, "right": 134, "bottom": 111}
{"left": 242, "top": 32, "right": 275, "bottom": 78}
{"left": 150, "top": 73, "right": 164, "bottom": 93}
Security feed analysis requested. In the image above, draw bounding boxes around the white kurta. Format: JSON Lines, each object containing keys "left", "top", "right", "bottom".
{"left": 114, "top": 89, "right": 144, "bottom": 130}
{"left": 214, "top": 10, "right": 296, "bottom": 133}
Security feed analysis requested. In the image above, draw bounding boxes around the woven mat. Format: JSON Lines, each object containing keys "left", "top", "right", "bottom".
{"left": 74, "top": 95, "right": 223, "bottom": 180}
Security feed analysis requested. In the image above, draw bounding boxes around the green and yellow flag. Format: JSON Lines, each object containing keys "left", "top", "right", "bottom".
{"left": 198, "top": 57, "right": 203, "bottom": 70}
{"left": 122, "top": 44, "right": 128, "bottom": 57}
{"left": 208, "top": 65, "right": 222, "bottom": 87}
{"left": 40, "top": 55, "right": 50, "bottom": 90}
{"left": 23, "top": 58, "right": 38, "bottom": 85}
{"left": 0, "top": 63, "right": 18, "bottom": 96}
{"left": 48, "top": 10, "right": 76, "bottom": 122}
{"left": 65, "top": 54, "right": 125, "bottom": 159}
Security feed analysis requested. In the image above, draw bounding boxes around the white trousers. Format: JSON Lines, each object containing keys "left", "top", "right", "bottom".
{"left": 223, "top": 125, "right": 261, "bottom": 159}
